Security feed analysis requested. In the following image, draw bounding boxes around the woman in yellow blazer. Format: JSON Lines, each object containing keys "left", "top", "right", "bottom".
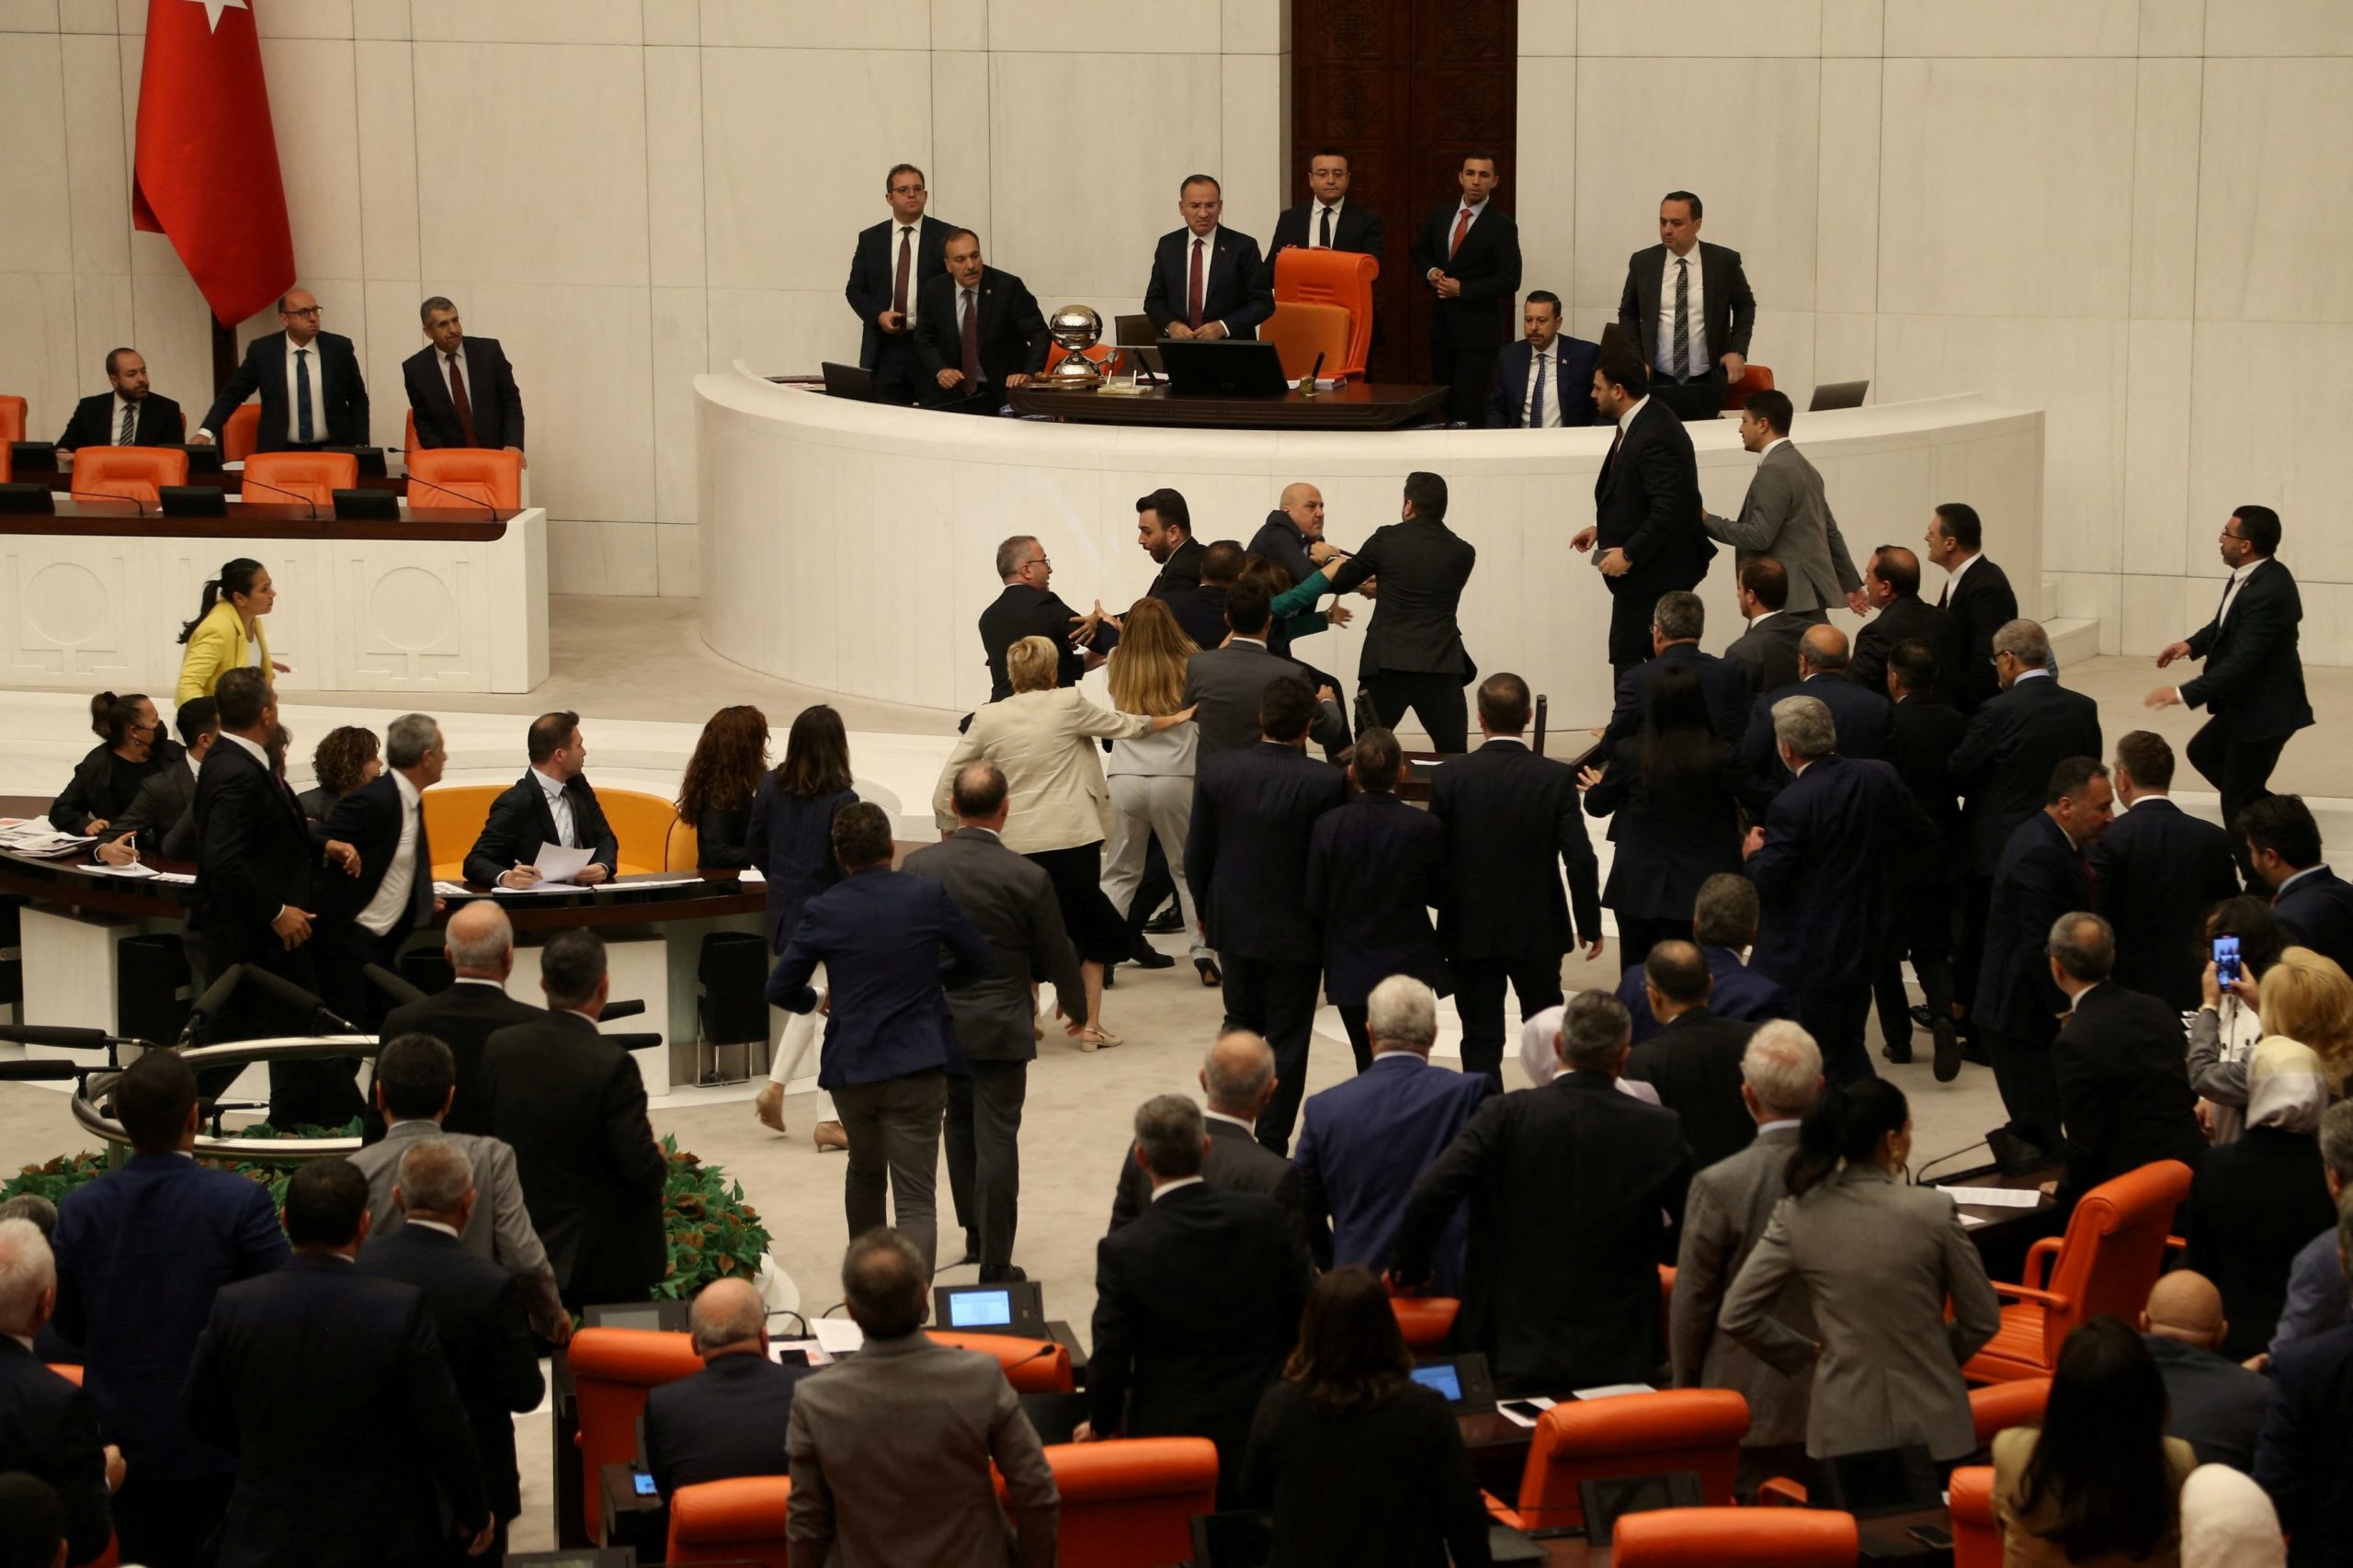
{"left": 175, "top": 558, "right": 286, "bottom": 701}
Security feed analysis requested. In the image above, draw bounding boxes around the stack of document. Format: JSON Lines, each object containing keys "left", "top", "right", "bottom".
{"left": 0, "top": 823, "right": 97, "bottom": 857}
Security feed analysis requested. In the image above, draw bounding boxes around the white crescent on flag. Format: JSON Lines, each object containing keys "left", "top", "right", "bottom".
{"left": 186, "top": 0, "right": 249, "bottom": 31}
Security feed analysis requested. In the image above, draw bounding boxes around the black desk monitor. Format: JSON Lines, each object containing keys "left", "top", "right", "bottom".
{"left": 1810, "top": 379, "right": 1870, "bottom": 411}
{"left": 159, "top": 485, "right": 228, "bottom": 517}
{"left": 934, "top": 1278, "right": 1047, "bottom": 1336}
{"left": 0, "top": 483, "right": 54, "bottom": 516}
{"left": 1157, "top": 339, "right": 1291, "bottom": 397}
{"left": 821, "top": 361, "right": 878, "bottom": 402}
{"left": 1406, "top": 1351, "right": 1496, "bottom": 1415}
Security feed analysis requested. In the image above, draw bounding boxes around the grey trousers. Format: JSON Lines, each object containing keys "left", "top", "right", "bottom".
{"left": 831, "top": 1069, "right": 949, "bottom": 1273}
{"left": 944, "top": 1058, "right": 1029, "bottom": 1272}
{"left": 1101, "top": 772, "right": 1211, "bottom": 960}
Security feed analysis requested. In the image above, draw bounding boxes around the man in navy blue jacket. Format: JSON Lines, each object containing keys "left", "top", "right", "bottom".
{"left": 1616, "top": 872, "right": 1796, "bottom": 1044}
{"left": 2245, "top": 794, "right": 2353, "bottom": 979}
{"left": 50, "top": 1051, "right": 290, "bottom": 1567}
{"left": 768, "top": 801, "right": 995, "bottom": 1272}
{"left": 1737, "top": 624, "right": 1890, "bottom": 791}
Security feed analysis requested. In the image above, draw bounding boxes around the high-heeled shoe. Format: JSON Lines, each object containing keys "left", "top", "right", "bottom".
{"left": 1195, "top": 957, "right": 1222, "bottom": 987}
{"left": 813, "top": 1119, "right": 848, "bottom": 1152}
{"left": 753, "top": 1082, "right": 786, "bottom": 1134}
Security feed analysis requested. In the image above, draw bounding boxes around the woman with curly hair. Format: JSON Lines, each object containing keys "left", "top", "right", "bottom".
{"left": 676, "top": 705, "right": 770, "bottom": 869}
{"left": 296, "top": 725, "right": 381, "bottom": 823}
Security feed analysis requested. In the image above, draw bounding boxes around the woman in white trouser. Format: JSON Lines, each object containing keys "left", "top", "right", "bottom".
{"left": 1098, "top": 597, "right": 1218, "bottom": 985}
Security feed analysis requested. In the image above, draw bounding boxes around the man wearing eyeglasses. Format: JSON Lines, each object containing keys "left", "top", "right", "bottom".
{"left": 978, "top": 536, "right": 1115, "bottom": 705}
{"left": 191, "top": 289, "right": 371, "bottom": 452}
{"left": 847, "top": 164, "right": 961, "bottom": 406}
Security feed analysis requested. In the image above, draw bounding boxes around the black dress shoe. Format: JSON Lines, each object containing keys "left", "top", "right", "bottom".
{"left": 1931, "top": 1017, "right": 1961, "bottom": 1083}
{"left": 978, "top": 1264, "right": 1028, "bottom": 1284}
{"left": 1128, "top": 940, "right": 1176, "bottom": 970}
{"left": 1101, "top": 963, "right": 1116, "bottom": 989}
{"left": 1908, "top": 1004, "right": 1936, "bottom": 1029}
{"left": 1881, "top": 1041, "right": 1914, "bottom": 1065}
{"left": 1142, "top": 905, "right": 1185, "bottom": 935}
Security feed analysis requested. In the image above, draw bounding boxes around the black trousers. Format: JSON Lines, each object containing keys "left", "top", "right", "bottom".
{"left": 1794, "top": 983, "right": 1875, "bottom": 1086}
{"left": 1453, "top": 954, "right": 1564, "bottom": 1083}
{"left": 1368, "top": 670, "right": 1469, "bottom": 754}
{"left": 944, "top": 1058, "right": 1029, "bottom": 1273}
{"left": 315, "top": 919, "right": 407, "bottom": 1032}
{"left": 1953, "top": 873, "right": 1995, "bottom": 1032}
{"left": 202, "top": 933, "right": 361, "bottom": 1131}
{"left": 2187, "top": 711, "right": 2290, "bottom": 876}
{"left": 1337, "top": 1002, "right": 1372, "bottom": 1074}
{"left": 1221, "top": 955, "right": 1323, "bottom": 1154}
{"left": 870, "top": 334, "right": 924, "bottom": 404}
{"left": 114, "top": 1471, "right": 232, "bottom": 1568}
{"left": 1872, "top": 887, "right": 1957, "bottom": 1051}
{"left": 1984, "top": 1023, "right": 2062, "bottom": 1154}
{"left": 1613, "top": 915, "right": 1691, "bottom": 975}
{"left": 1607, "top": 585, "right": 1660, "bottom": 672}
{"left": 1429, "top": 315, "right": 1499, "bottom": 426}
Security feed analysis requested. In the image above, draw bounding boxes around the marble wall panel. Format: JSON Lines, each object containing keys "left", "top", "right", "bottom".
{"left": 1881, "top": 0, "right": 2138, "bottom": 56}
{"left": 410, "top": 0, "right": 641, "bottom": 45}
{"left": 2194, "top": 58, "right": 2353, "bottom": 324}
{"left": 643, "top": 43, "right": 705, "bottom": 289}
{"left": 0, "top": 36, "right": 73, "bottom": 274}
{"left": 699, "top": 0, "right": 929, "bottom": 49}
{"left": 2200, "top": 0, "right": 2353, "bottom": 57}
{"left": 256, "top": 38, "right": 366, "bottom": 283}
{"left": 0, "top": 1, "right": 57, "bottom": 31}
{"left": 2186, "top": 320, "right": 2353, "bottom": 587}
{"left": 1814, "top": 57, "right": 1878, "bottom": 316}
{"left": 987, "top": 0, "right": 1218, "bottom": 54}
{"left": 1516, "top": 58, "right": 1574, "bottom": 309}
{"left": 353, "top": 40, "right": 420, "bottom": 279}
{"left": 1576, "top": 0, "right": 1821, "bottom": 58}
{"left": 60, "top": 30, "right": 127, "bottom": 276}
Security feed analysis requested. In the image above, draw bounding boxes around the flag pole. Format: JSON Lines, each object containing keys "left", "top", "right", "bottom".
{"left": 211, "top": 318, "right": 236, "bottom": 397}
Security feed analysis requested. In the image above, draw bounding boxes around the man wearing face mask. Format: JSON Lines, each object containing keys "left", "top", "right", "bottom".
{"left": 913, "top": 230, "right": 1048, "bottom": 414}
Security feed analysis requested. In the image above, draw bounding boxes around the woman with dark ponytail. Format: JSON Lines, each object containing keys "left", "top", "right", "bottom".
{"left": 1719, "top": 1076, "right": 2000, "bottom": 1478}
{"left": 175, "top": 558, "right": 286, "bottom": 700}
{"left": 49, "top": 690, "right": 169, "bottom": 835}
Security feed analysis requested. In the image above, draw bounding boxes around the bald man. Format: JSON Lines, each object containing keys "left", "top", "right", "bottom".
{"left": 1248, "top": 482, "right": 1343, "bottom": 590}
{"left": 1107, "top": 1032, "right": 1309, "bottom": 1252}
{"left": 2143, "top": 1270, "right": 2271, "bottom": 1471}
{"left": 1738, "top": 622, "right": 1890, "bottom": 790}
{"left": 644, "top": 1277, "right": 811, "bottom": 1494}
{"left": 377, "top": 902, "right": 544, "bottom": 1136}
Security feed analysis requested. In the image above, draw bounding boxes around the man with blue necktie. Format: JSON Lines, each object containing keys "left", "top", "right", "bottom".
{"left": 1486, "top": 291, "right": 1598, "bottom": 429}
{"left": 193, "top": 289, "right": 369, "bottom": 453}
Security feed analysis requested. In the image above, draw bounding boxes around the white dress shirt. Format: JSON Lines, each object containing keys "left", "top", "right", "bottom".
{"left": 1204, "top": 1109, "right": 1256, "bottom": 1135}
{"left": 1655, "top": 246, "right": 1708, "bottom": 380}
{"left": 2216, "top": 555, "right": 2268, "bottom": 627}
{"left": 282, "top": 333, "right": 325, "bottom": 443}
{"left": 355, "top": 769, "right": 423, "bottom": 937}
{"left": 1521, "top": 342, "right": 1564, "bottom": 428}
{"left": 1308, "top": 199, "right": 1347, "bottom": 248}
{"left": 533, "top": 767, "right": 575, "bottom": 847}
{"left": 1944, "top": 551, "right": 1983, "bottom": 594}
{"left": 1431, "top": 201, "right": 1487, "bottom": 278}
{"left": 1150, "top": 1175, "right": 1205, "bottom": 1202}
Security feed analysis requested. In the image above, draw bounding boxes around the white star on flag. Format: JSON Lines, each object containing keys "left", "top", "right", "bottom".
{"left": 185, "top": 0, "right": 249, "bottom": 32}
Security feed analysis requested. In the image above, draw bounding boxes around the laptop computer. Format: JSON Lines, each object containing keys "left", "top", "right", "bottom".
{"left": 1809, "top": 379, "right": 1870, "bottom": 411}
{"left": 1405, "top": 1352, "right": 1497, "bottom": 1415}
{"left": 1156, "top": 339, "right": 1291, "bottom": 397}
{"left": 934, "top": 1278, "right": 1048, "bottom": 1337}
{"left": 820, "top": 361, "right": 879, "bottom": 402}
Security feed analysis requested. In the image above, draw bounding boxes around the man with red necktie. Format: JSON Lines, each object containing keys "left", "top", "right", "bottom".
{"left": 401, "top": 296, "right": 526, "bottom": 460}
{"left": 1410, "top": 150, "right": 1523, "bottom": 426}
{"left": 845, "top": 163, "right": 961, "bottom": 404}
{"left": 1144, "top": 175, "right": 1274, "bottom": 342}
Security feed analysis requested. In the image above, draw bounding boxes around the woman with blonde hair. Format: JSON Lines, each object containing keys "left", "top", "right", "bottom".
{"left": 1100, "top": 597, "right": 1218, "bottom": 986}
{"left": 936, "top": 634, "right": 1193, "bottom": 1048}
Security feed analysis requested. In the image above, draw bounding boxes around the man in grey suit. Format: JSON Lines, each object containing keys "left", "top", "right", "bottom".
{"left": 1182, "top": 576, "right": 1347, "bottom": 757}
{"left": 346, "top": 1033, "right": 566, "bottom": 1341}
{"left": 1669, "top": 1022, "right": 1824, "bottom": 1494}
{"left": 1722, "top": 558, "right": 1807, "bottom": 697}
{"left": 1701, "top": 391, "right": 1863, "bottom": 626}
{"left": 902, "top": 759, "right": 1087, "bottom": 1283}
{"left": 787, "top": 1229, "right": 1058, "bottom": 1568}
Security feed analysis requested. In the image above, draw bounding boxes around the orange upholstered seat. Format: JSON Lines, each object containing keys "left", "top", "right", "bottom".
{"left": 926, "top": 1329, "right": 1076, "bottom": 1393}
{"left": 408, "top": 446, "right": 521, "bottom": 510}
{"left": 1498, "top": 1389, "right": 1749, "bottom": 1531}
{"left": 1272, "top": 247, "right": 1378, "bottom": 377}
{"left": 1613, "top": 1506, "right": 1859, "bottom": 1566}
{"left": 1023, "top": 1437, "right": 1218, "bottom": 1568}
{"left": 1948, "top": 1464, "right": 2000, "bottom": 1568}
{"left": 244, "top": 449, "right": 358, "bottom": 510}
{"left": 565, "top": 1327, "right": 704, "bottom": 1541}
{"left": 220, "top": 403, "right": 263, "bottom": 462}
{"left": 1964, "top": 1160, "right": 2191, "bottom": 1384}
{"left": 1390, "top": 1294, "right": 1460, "bottom": 1351}
{"left": 665, "top": 1476, "right": 790, "bottom": 1566}
{"left": 72, "top": 446, "right": 188, "bottom": 508}
{"left": 0, "top": 394, "right": 26, "bottom": 443}
{"left": 1723, "top": 363, "right": 1776, "bottom": 411}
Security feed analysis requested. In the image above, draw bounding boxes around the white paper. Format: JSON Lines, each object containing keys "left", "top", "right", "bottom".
{"left": 151, "top": 870, "right": 197, "bottom": 884}
{"left": 1569, "top": 1383, "right": 1655, "bottom": 1401}
{"left": 530, "top": 843, "right": 596, "bottom": 884}
{"left": 1960, "top": 1213, "right": 1990, "bottom": 1229}
{"left": 1495, "top": 1395, "right": 1557, "bottom": 1427}
{"left": 612, "top": 876, "right": 699, "bottom": 892}
{"left": 812, "top": 1318, "right": 866, "bottom": 1355}
{"left": 432, "top": 881, "right": 476, "bottom": 898}
{"left": 89, "top": 862, "right": 158, "bottom": 879}
{"left": 737, "top": 868, "right": 766, "bottom": 883}
{"left": 1941, "top": 1186, "right": 2044, "bottom": 1209}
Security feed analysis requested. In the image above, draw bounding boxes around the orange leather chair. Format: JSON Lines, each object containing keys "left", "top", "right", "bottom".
{"left": 404, "top": 410, "right": 419, "bottom": 458}
{"left": 72, "top": 446, "right": 188, "bottom": 508}
{"left": 409, "top": 446, "right": 521, "bottom": 510}
{"left": 220, "top": 403, "right": 264, "bottom": 462}
{"left": 1263, "top": 301, "right": 1354, "bottom": 381}
{"left": 665, "top": 816, "right": 703, "bottom": 871}
{"left": 601, "top": 788, "right": 687, "bottom": 879}
{"left": 1044, "top": 341, "right": 1123, "bottom": 377}
{"left": 1948, "top": 1465, "right": 2000, "bottom": 1568}
{"left": 1613, "top": 1506, "right": 1859, "bottom": 1566}
{"left": 1, "top": 439, "right": 10, "bottom": 483}
{"left": 1970, "top": 1375, "right": 2051, "bottom": 1445}
{"left": 1963, "top": 1161, "right": 2192, "bottom": 1384}
{"left": 244, "top": 449, "right": 358, "bottom": 510}
{"left": 1272, "top": 247, "right": 1378, "bottom": 377}
{"left": 1025, "top": 1438, "right": 1217, "bottom": 1568}
{"left": 665, "top": 1476, "right": 790, "bottom": 1566}
{"left": 1496, "top": 1389, "right": 1749, "bottom": 1531}
{"left": 565, "top": 1327, "right": 705, "bottom": 1541}
{"left": 1722, "top": 364, "right": 1776, "bottom": 411}
{"left": 0, "top": 393, "right": 25, "bottom": 443}
{"left": 47, "top": 1362, "right": 85, "bottom": 1386}
{"left": 928, "top": 1329, "right": 1076, "bottom": 1393}
{"left": 1391, "top": 1295, "right": 1459, "bottom": 1352}
{"left": 421, "top": 783, "right": 503, "bottom": 881}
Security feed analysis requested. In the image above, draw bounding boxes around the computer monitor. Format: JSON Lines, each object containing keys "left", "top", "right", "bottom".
{"left": 933, "top": 1278, "right": 1047, "bottom": 1337}
{"left": 821, "top": 361, "right": 879, "bottom": 402}
{"left": 1809, "top": 379, "right": 1869, "bottom": 411}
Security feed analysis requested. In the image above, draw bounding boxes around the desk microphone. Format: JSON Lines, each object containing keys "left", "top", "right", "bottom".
{"left": 404, "top": 472, "right": 498, "bottom": 519}
{"left": 237, "top": 474, "right": 321, "bottom": 519}
{"left": 240, "top": 965, "right": 362, "bottom": 1036}
{"left": 69, "top": 489, "right": 151, "bottom": 517}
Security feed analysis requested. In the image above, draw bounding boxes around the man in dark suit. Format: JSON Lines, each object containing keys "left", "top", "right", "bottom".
{"left": 1320, "top": 471, "right": 1478, "bottom": 752}
{"left": 1246, "top": 481, "right": 1336, "bottom": 590}
{"left": 1434, "top": 673, "right": 1605, "bottom": 1082}
{"left": 315, "top": 711, "right": 442, "bottom": 1030}
{"left": 1974, "top": 758, "right": 2113, "bottom": 1158}
{"left": 96, "top": 695, "right": 215, "bottom": 864}
{"left": 481, "top": 930, "right": 668, "bottom": 1307}
{"left": 54, "top": 346, "right": 183, "bottom": 449}
{"left": 1576, "top": 351, "right": 1716, "bottom": 680}
{"left": 2244, "top": 795, "right": 2353, "bottom": 976}
{"left": 1396, "top": 990, "right": 1690, "bottom": 1390}
{"left": 1270, "top": 145, "right": 1384, "bottom": 259}
{"left": 1701, "top": 392, "right": 1859, "bottom": 622}
{"left": 1615, "top": 873, "right": 1798, "bottom": 1043}
{"left": 979, "top": 534, "right": 1108, "bottom": 702}
{"left": 1187, "top": 676, "right": 1352, "bottom": 1153}
{"left": 904, "top": 760, "right": 1087, "bottom": 1282}
{"left": 1410, "top": 149, "right": 1523, "bottom": 425}
{"left": 353, "top": 1139, "right": 544, "bottom": 1559}
{"left": 378, "top": 902, "right": 543, "bottom": 1136}
{"left": 193, "top": 289, "right": 369, "bottom": 451}
{"left": 1182, "top": 578, "right": 1347, "bottom": 759}
{"left": 2148, "top": 505, "right": 2314, "bottom": 877}
{"left": 1590, "top": 590, "right": 1753, "bottom": 765}
{"left": 1107, "top": 1033, "right": 1309, "bottom": 1247}
{"left": 49, "top": 1052, "right": 289, "bottom": 1568}
{"left": 1294, "top": 975, "right": 1493, "bottom": 1290}
{"left": 2045, "top": 914, "right": 2207, "bottom": 1206}
{"left": 1485, "top": 290, "right": 1598, "bottom": 429}
{"left": 1849, "top": 545, "right": 1964, "bottom": 704}
{"left": 2253, "top": 1208, "right": 2353, "bottom": 1559}
{"left": 1743, "top": 695, "right": 1912, "bottom": 1085}
{"left": 1134, "top": 484, "right": 1211, "bottom": 600}
{"left": 185, "top": 1160, "right": 492, "bottom": 1565}
{"left": 461, "top": 710, "right": 619, "bottom": 888}
{"left": 1738, "top": 624, "right": 1890, "bottom": 790}
{"left": 2142, "top": 1271, "right": 2273, "bottom": 1472}
{"left": 1624, "top": 941, "right": 1761, "bottom": 1170}
{"left": 1875, "top": 641, "right": 1970, "bottom": 1076}
{"left": 1302, "top": 728, "right": 1449, "bottom": 1070}
{"left": 402, "top": 297, "right": 525, "bottom": 454}
{"left": 1924, "top": 502, "right": 2017, "bottom": 713}
{"left": 767, "top": 803, "right": 995, "bottom": 1273}
{"left": 192, "top": 666, "right": 360, "bottom": 1127}
{"left": 0, "top": 1220, "right": 118, "bottom": 1566}
{"left": 644, "top": 1278, "right": 810, "bottom": 1494}
{"left": 1144, "top": 175, "right": 1274, "bottom": 341}
{"left": 1616, "top": 190, "right": 1757, "bottom": 391}
{"left": 845, "top": 163, "right": 960, "bottom": 403}
{"left": 1722, "top": 557, "right": 1806, "bottom": 697}
{"left": 2092, "top": 732, "right": 2240, "bottom": 1012}
{"left": 912, "top": 229, "right": 1049, "bottom": 413}
{"left": 1085, "top": 1095, "right": 1312, "bottom": 1506}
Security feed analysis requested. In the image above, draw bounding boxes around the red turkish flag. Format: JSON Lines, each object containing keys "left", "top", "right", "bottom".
{"left": 131, "top": 0, "right": 296, "bottom": 327}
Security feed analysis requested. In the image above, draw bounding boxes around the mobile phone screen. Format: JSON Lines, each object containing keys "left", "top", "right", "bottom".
{"left": 1497, "top": 1399, "right": 1547, "bottom": 1420}
{"left": 2215, "top": 935, "right": 2242, "bottom": 989}
{"left": 631, "top": 1471, "right": 658, "bottom": 1497}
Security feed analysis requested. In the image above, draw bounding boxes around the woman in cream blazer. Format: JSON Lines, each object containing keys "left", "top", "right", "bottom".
{"left": 934, "top": 634, "right": 1193, "bottom": 1049}
{"left": 175, "top": 557, "right": 281, "bottom": 701}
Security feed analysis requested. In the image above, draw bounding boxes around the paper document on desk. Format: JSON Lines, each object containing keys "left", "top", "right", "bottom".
{"left": 88, "top": 862, "right": 159, "bottom": 879}
{"left": 1941, "top": 1186, "right": 2042, "bottom": 1209}
{"left": 433, "top": 881, "right": 476, "bottom": 899}
{"left": 812, "top": 1318, "right": 865, "bottom": 1356}
{"left": 531, "top": 844, "right": 596, "bottom": 884}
